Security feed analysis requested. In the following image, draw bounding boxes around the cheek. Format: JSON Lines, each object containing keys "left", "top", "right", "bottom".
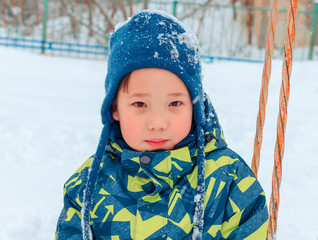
{"left": 119, "top": 113, "right": 142, "bottom": 140}
{"left": 173, "top": 109, "right": 193, "bottom": 137}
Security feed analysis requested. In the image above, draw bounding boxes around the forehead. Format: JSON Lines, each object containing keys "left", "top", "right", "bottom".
{"left": 120, "top": 68, "right": 190, "bottom": 94}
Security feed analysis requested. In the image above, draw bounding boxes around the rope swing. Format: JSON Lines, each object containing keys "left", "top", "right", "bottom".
{"left": 251, "top": 0, "right": 299, "bottom": 239}
{"left": 251, "top": 0, "right": 279, "bottom": 178}
{"left": 268, "top": 0, "right": 298, "bottom": 239}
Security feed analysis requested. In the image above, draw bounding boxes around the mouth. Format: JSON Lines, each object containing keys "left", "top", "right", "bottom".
{"left": 145, "top": 139, "right": 168, "bottom": 148}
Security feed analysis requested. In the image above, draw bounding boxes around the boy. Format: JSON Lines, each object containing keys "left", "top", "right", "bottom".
{"left": 56, "top": 10, "right": 268, "bottom": 240}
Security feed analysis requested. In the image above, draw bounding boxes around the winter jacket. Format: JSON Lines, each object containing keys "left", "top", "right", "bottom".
{"left": 55, "top": 97, "right": 269, "bottom": 240}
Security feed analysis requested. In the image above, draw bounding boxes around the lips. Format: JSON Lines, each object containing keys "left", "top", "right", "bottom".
{"left": 145, "top": 139, "right": 168, "bottom": 148}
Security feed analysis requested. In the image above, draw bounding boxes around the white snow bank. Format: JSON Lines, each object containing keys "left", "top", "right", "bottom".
{"left": 0, "top": 46, "right": 317, "bottom": 239}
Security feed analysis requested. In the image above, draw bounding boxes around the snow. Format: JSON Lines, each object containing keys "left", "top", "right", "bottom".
{"left": 113, "top": 17, "right": 132, "bottom": 33}
{"left": 1, "top": 46, "right": 318, "bottom": 239}
{"left": 157, "top": 33, "right": 180, "bottom": 60}
{"left": 177, "top": 32, "right": 199, "bottom": 51}
{"left": 113, "top": 10, "right": 200, "bottom": 64}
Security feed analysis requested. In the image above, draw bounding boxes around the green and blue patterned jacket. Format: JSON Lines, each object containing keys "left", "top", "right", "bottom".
{"left": 56, "top": 98, "right": 268, "bottom": 240}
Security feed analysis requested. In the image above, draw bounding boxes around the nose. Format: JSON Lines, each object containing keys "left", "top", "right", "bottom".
{"left": 147, "top": 109, "right": 168, "bottom": 131}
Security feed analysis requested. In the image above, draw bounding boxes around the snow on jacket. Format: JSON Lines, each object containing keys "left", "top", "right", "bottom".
{"left": 55, "top": 96, "right": 269, "bottom": 239}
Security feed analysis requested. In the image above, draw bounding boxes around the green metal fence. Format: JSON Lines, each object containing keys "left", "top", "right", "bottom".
{"left": 0, "top": 0, "right": 317, "bottom": 61}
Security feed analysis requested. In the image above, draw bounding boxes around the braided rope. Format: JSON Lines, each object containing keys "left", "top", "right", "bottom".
{"left": 251, "top": 0, "right": 279, "bottom": 177}
{"left": 268, "top": 0, "right": 298, "bottom": 239}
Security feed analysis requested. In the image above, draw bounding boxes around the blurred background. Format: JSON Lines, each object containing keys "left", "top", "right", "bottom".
{"left": 1, "top": 0, "right": 318, "bottom": 61}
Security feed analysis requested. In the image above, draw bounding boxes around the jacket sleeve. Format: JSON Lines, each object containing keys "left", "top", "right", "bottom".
{"left": 55, "top": 157, "right": 94, "bottom": 240}
{"left": 55, "top": 191, "right": 83, "bottom": 240}
{"left": 220, "top": 157, "right": 269, "bottom": 239}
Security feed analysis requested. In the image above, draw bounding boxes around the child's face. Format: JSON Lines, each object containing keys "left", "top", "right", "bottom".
{"left": 112, "top": 68, "right": 193, "bottom": 152}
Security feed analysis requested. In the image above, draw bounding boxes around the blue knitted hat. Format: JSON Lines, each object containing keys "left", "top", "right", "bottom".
{"left": 82, "top": 10, "right": 206, "bottom": 240}
{"left": 101, "top": 10, "right": 205, "bottom": 126}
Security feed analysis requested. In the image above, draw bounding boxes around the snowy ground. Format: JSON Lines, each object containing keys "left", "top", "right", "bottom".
{"left": 0, "top": 46, "right": 317, "bottom": 239}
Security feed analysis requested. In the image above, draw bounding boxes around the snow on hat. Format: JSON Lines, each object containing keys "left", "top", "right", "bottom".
{"left": 82, "top": 10, "right": 206, "bottom": 240}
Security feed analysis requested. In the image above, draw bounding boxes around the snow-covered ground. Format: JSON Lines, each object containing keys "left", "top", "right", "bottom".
{"left": 0, "top": 46, "right": 317, "bottom": 239}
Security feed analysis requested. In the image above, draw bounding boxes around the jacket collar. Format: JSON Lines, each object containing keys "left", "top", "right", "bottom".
{"left": 120, "top": 146, "right": 197, "bottom": 196}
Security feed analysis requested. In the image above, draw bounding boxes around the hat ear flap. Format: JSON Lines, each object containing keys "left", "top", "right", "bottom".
{"left": 193, "top": 124, "right": 206, "bottom": 240}
{"left": 81, "top": 123, "right": 110, "bottom": 240}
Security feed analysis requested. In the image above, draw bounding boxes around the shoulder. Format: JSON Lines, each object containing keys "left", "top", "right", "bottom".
{"left": 63, "top": 156, "right": 94, "bottom": 201}
{"left": 63, "top": 153, "right": 120, "bottom": 201}
{"left": 205, "top": 148, "right": 265, "bottom": 196}
{"left": 205, "top": 148, "right": 254, "bottom": 178}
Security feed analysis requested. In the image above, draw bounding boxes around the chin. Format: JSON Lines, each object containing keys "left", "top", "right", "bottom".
{"left": 130, "top": 143, "right": 175, "bottom": 152}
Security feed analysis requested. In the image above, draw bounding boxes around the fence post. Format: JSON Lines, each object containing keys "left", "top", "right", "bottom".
{"left": 308, "top": 2, "right": 318, "bottom": 60}
{"left": 41, "top": 0, "right": 49, "bottom": 54}
{"left": 89, "top": 0, "right": 93, "bottom": 36}
{"left": 173, "top": 1, "right": 178, "bottom": 17}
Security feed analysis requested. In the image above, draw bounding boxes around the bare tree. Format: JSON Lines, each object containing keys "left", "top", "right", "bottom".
{"left": 196, "top": 0, "right": 213, "bottom": 38}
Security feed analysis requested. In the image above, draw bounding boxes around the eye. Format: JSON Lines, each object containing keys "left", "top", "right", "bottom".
{"left": 133, "top": 102, "right": 146, "bottom": 107}
{"left": 169, "top": 101, "right": 181, "bottom": 107}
